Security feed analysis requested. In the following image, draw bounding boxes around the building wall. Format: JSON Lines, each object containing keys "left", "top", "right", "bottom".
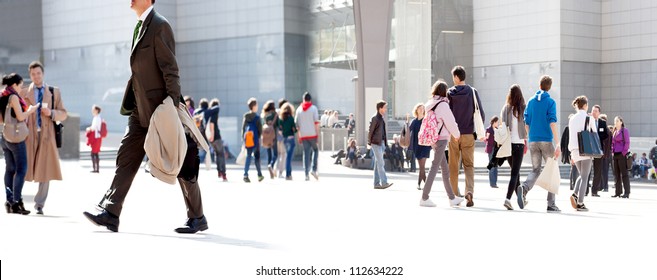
{"left": 599, "top": 0, "right": 657, "bottom": 137}
{"left": 473, "top": 0, "right": 561, "bottom": 127}
{"left": 0, "top": 0, "right": 43, "bottom": 77}
{"left": 394, "top": 0, "right": 432, "bottom": 119}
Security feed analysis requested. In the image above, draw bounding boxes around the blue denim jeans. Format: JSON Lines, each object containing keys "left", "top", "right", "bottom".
{"left": 2, "top": 138, "right": 28, "bottom": 204}
{"left": 266, "top": 144, "right": 278, "bottom": 169}
{"left": 302, "top": 139, "right": 318, "bottom": 176}
{"left": 244, "top": 146, "right": 262, "bottom": 177}
{"left": 372, "top": 144, "right": 388, "bottom": 186}
{"left": 284, "top": 136, "right": 296, "bottom": 177}
{"left": 488, "top": 152, "right": 498, "bottom": 187}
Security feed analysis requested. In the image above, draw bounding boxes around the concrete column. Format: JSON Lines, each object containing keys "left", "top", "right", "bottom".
{"left": 353, "top": 0, "right": 394, "bottom": 147}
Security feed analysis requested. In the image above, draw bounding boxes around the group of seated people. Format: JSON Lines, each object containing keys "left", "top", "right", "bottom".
{"left": 631, "top": 152, "right": 654, "bottom": 179}
{"left": 331, "top": 135, "right": 413, "bottom": 172}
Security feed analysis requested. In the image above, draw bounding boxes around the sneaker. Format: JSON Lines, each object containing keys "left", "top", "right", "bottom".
{"left": 374, "top": 183, "right": 393, "bottom": 189}
{"left": 449, "top": 197, "right": 464, "bottom": 207}
{"left": 311, "top": 171, "right": 319, "bottom": 180}
{"left": 243, "top": 177, "right": 251, "bottom": 183}
{"left": 576, "top": 203, "right": 589, "bottom": 212}
{"left": 305, "top": 175, "right": 310, "bottom": 181}
{"left": 547, "top": 205, "right": 561, "bottom": 213}
{"left": 419, "top": 198, "right": 436, "bottom": 207}
{"left": 491, "top": 185, "right": 499, "bottom": 188}
{"left": 222, "top": 173, "right": 227, "bottom": 182}
{"left": 268, "top": 167, "right": 275, "bottom": 179}
{"left": 258, "top": 175, "right": 265, "bottom": 182}
{"left": 503, "top": 199, "right": 514, "bottom": 210}
{"left": 465, "top": 192, "right": 474, "bottom": 207}
{"left": 516, "top": 185, "right": 525, "bottom": 209}
{"left": 570, "top": 193, "right": 578, "bottom": 209}
{"left": 35, "top": 206, "right": 43, "bottom": 215}
{"left": 285, "top": 176, "right": 293, "bottom": 181}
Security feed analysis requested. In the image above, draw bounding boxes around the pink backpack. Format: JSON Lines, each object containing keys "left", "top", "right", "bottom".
{"left": 418, "top": 101, "right": 445, "bottom": 146}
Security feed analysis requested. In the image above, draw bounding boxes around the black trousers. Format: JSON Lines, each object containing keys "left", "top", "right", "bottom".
{"left": 506, "top": 144, "right": 524, "bottom": 200}
{"left": 612, "top": 153, "right": 631, "bottom": 196}
{"left": 592, "top": 157, "right": 607, "bottom": 194}
{"left": 98, "top": 115, "right": 204, "bottom": 219}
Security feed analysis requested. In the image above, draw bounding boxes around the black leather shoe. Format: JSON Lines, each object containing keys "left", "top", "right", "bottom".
{"left": 175, "top": 216, "right": 208, "bottom": 234}
{"left": 5, "top": 201, "right": 11, "bottom": 213}
{"left": 592, "top": 193, "right": 600, "bottom": 197}
{"left": 83, "top": 210, "right": 119, "bottom": 232}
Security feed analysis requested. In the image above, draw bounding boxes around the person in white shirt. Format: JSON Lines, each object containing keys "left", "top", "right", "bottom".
{"left": 568, "top": 96, "right": 593, "bottom": 211}
{"left": 499, "top": 84, "right": 528, "bottom": 210}
{"left": 320, "top": 110, "right": 330, "bottom": 128}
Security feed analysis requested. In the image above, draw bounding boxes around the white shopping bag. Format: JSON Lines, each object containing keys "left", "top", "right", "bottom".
{"left": 535, "top": 157, "right": 561, "bottom": 195}
{"left": 236, "top": 145, "right": 247, "bottom": 166}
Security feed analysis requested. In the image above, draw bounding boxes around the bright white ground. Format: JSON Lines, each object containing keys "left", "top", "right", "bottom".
{"left": 2, "top": 151, "right": 656, "bottom": 280}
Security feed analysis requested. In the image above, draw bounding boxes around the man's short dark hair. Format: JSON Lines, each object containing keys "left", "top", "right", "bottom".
{"left": 28, "top": 61, "right": 44, "bottom": 73}
{"left": 540, "top": 75, "right": 552, "bottom": 91}
{"left": 376, "top": 100, "right": 387, "bottom": 110}
{"left": 451, "top": 66, "right": 466, "bottom": 82}
{"left": 593, "top": 104, "right": 601, "bottom": 111}
{"left": 303, "top": 92, "right": 312, "bottom": 102}
{"left": 92, "top": 105, "right": 102, "bottom": 114}
{"left": 247, "top": 98, "right": 257, "bottom": 110}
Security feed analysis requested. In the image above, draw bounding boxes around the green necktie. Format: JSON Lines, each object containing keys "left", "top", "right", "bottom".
{"left": 132, "top": 20, "right": 143, "bottom": 48}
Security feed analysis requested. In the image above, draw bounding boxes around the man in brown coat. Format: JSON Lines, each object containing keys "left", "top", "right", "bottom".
{"left": 83, "top": 0, "right": 207, "bottom": 233}
{"left": 21, "top": 61, "right": 68, "bottom": 215}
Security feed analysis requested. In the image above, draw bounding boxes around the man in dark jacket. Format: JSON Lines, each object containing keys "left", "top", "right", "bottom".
{"left": 447, "top": 66, "right": 485, "bottom": 207}
{"left": 368, "top": 100, "right": 393, "bottom": 189}
{"left": 591, "top": 105, "right": 610, "bottom": 196}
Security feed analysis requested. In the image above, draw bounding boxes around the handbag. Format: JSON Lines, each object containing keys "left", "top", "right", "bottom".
{"left": 399, "top": 122, "right": 410, "bottom": 148}
{"left": 535, "top": 157, "right": 561, "bottom": 194}
{"left": 50, "top": 86, "right": 63, "bottom": 148}
{"left": 472, "top": 90, "right": 485, "bottom": 139}
{"left": 494, "top": 123, "right": 511, "bottom": 158}
{"left": 236, "top": 145, "right": 247, "bottom": 166}
{"left": 2, "top": 100, "right": 29, "bottom": 143}
{"left": 577, "top": 116, "right": 603, "bottom": 158}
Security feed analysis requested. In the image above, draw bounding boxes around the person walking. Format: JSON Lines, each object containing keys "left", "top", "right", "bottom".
{"left": 22, "top": 61, "right": 68, "bottom": 215}
{"left": 568, "top": 96, "right": 593, "bottom": 211}
{"left": 485, "top": 116, "right": 500, "bottom": 189}
{"left": 447, "top": 66, "right": 485, "bottom": 207}
{"left": 611, "top": 116, "right": 631, "bottom": 198}
{"left": 368, "top": 100, "right": 393, "bottom": 189}
{"left": 275, "top": 99, "right": 288, "bottom": 178}
{"left": 206, "top": 98, "right": 226, "bottom": 181}
{"left": 295, "top": 92, "right": 320, "bottom": 181}
{"left": 500, "top": 85, "right": 527, "bottom": 210}
{"left": 419, "top": 81, "right": 463, "bottom": 207}
{"left": 261, "top": 100, "right": 278, "bottom": 179}
{"left": 2, "top": 73, "right": 38, "bottom": 215}
{"left": 242, "top": 98, "right": 264, "bottom": 183}
{"left": 408, "top": 103, "right": 432, "bottom": 190}
{"left": 277, "top": 102, "right": 297, "bottom": 180}
{"left": 519, "top": 75, "right": 561, "bottom": 212}
{"left": 83, "top": 0, "right": 208, "bottom": 233}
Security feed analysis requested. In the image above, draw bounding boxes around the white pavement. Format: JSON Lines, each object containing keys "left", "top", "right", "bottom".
{"left": 2, "top": 152, "right": 657, "bottom": 280}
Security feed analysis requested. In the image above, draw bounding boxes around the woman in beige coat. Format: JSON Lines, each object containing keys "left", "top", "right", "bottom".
{"left": 21, "top": 62, "right": 68, "bottom": 214}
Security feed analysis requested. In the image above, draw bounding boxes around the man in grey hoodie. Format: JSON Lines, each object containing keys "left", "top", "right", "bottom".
{"left": 447, "top": 66, "right": 485, "bottom": 207}
{"left": 295, "top": 92, "right": 320, "bottom": 181}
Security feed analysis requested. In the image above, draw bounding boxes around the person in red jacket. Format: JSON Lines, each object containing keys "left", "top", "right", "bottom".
{"left": 86, "top": 105, "right": 103, "bottom": 173}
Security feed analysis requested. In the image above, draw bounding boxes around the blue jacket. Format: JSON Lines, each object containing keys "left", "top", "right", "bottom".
{"left": 524, "top": 90, "right": 557, "bottom": 142}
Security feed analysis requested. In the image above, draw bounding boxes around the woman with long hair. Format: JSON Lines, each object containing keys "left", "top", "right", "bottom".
{"left": 500, "top": 84, "right": 527, "bottom": 210}
{"left": 277, "top": 102, "right": 297, "bottom": 180}
{"left": 261, "top": 100, "right": 278, "bottom": 179}
{"left": 408, "top": 103, "right": 432, "bottom": 190}
{"left": 568, "top": 96, "right": 593, "bottom": 211}
{"left": 419, "top": 81, "right": 463, "bottom": 207}
{"left": 2, "top": 73, "right": 38, "bottom": 214}
{"left": 611, "top": 116, "right": 631, "bottom": 198}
